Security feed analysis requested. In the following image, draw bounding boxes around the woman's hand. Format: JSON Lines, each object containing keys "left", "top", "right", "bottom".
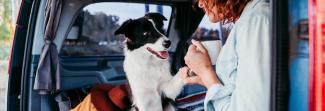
{"left": 178, "top": 66, "right": 219, "bottom": 89}
{"left": 178, "top": 67, "right": 204, "bottom": 86}
{"left": 185, "top": 40, "right": 213, "bottom": 76}
{"left": 182, "top": 40, "right": 220, "bottom": 88}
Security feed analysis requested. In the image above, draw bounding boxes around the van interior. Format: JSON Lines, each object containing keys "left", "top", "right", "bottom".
{"left": 7, "top": 0, "right": 301, "bottom": 111}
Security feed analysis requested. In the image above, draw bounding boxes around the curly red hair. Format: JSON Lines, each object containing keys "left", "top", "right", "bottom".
{"left": 196, "top": 0, "right": 251, "bottom": 22}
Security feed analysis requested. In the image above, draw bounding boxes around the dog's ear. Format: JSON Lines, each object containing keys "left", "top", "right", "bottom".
{"left": 145, "top": 13, "right": 167, "bottom": 33}
{"left": 145, "top": 13, "right": 167, "bottom": 22}
{"left": 114, "top": 19, "right": 133, "bottom": 35}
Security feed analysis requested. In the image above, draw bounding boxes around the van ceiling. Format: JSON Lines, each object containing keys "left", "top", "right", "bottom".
{"left": 93, "top": 0, "right": 191, "bottom": 2}
{"left": 23, "top": 0, "right": 192, "bottom": 4}
{"left": 93, "top": 0, "right": 192, "bottom": 3}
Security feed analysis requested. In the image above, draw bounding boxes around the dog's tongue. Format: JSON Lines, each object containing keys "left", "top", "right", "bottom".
{"left": 159, "top": 51, "right": 169, "bottom": 59}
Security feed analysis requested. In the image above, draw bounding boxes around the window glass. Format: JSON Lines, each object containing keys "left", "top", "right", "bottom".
{"left": 192, "top": 15, "right": 221, "bottom": 41}
{"left": 191, "top": 15, "right": 233, "bottom": 43}
{"left": 288, "top": 0, "right": 309, "bottom": 110}
{"left": 60, "top": 3, "right": 172, "bottom": 57}
{"left": 191, "top": 15, "right": 233, "bottom": 64}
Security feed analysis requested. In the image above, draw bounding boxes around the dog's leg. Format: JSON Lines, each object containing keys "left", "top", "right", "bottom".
{"left": 160, "top": 73, "right": 184, "bottom": 100}
{"left": 133, "top": 90, "right": 163, "bottom": 111}
{"left": 163, "top": 103, "right": 176, "bottom": 111}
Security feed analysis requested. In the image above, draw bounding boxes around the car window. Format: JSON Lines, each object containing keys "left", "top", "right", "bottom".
{"left": 60, "top": 3, "right": 172, "bottom": 57}
{"left": 191, "top": 16, "right": 234, "bottom": 64}
{"left": 191, "top": 15, "right": 221, "bottom": 41}
{"left": 192, "top": 15, "right": 233, "bottom": 43}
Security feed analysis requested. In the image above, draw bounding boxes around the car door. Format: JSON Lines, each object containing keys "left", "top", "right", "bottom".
{"left": 7, "top": 0, "right": 41, "bottom": 111}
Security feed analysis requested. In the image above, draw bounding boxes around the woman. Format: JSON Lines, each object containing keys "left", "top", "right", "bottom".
{"left": 179, "top": 0, "right": 271, "bottom": 111}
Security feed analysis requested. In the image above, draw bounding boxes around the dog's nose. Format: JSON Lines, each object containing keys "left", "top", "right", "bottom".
{"left": 163, "top": 40, "right": 171, "bottom": 48}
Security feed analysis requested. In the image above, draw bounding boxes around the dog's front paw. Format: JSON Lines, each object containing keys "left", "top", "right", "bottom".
{"left": 175, "top": 71, "right": 187, "bottom": 85}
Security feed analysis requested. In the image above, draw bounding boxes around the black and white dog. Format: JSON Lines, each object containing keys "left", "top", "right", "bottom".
{"left": 114, "top": 13, "right": 184, "bottom": 111}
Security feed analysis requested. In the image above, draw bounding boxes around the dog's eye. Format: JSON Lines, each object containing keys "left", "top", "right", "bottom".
{"left": 143, "top": 32, "right": 150, "bottom": 36}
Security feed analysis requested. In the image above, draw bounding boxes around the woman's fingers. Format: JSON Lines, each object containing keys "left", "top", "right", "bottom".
{"left": 184, "top": 76, "right": 203, "bottom": 85}
{"left": 178, "top": 67, "right": 202, "bottom": 85}
{"left": 187, "top": 45, "right": 197, "bottom": 54}
{"left": 191, "top": 39, "right": 207, "bottom": 53}
{"left": 184, "top": 45, "right": 194, "bottom": 65}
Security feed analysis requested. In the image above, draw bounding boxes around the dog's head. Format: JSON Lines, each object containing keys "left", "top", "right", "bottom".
{"left": 144, "top": 13, "right": 167, "bottom": 33}
{"left": 114, "top": 13, "right": 171, "bottom": 60}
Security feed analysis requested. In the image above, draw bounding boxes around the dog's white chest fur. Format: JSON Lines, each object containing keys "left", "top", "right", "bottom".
{"left": 124, "top": 47, "right": 183, "bottom": 111}
{"left": 124, "top": 50, "right": 170, "bottom": 89}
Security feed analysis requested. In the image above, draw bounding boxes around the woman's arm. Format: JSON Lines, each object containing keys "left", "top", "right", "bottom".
{"left": 206, "top": 6, "right": 271, "bottom": 111}
{"left": 180, "top": 3, "right": 271, "bottom": 111}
